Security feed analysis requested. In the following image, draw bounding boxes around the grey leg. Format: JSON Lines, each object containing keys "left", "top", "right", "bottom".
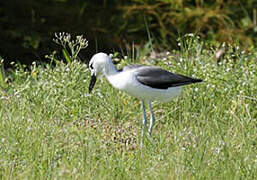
{"left": 148, "top": 101, "right": 155, "bottom": 135}
{"left": 140, "top": 100, "right": 147, "bottom": 147}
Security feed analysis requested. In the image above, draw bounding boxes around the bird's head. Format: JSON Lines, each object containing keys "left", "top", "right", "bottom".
{"left": 88, "top": 52, "right": 112, "bottom": 93}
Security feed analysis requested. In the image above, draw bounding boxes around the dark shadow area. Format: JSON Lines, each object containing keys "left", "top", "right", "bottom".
{"left": 0, "top": 0, "right": 256, "bottom": 67}
{"left": 0, "top": 0, "right": 141, "bottom": 66}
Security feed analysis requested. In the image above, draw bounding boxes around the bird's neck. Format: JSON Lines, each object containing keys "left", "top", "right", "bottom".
{"left": 103, "top": 62, "right": 118, "bottom": 77}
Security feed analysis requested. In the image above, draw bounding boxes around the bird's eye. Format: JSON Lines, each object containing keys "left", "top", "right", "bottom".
{"left": 89, "top": 63, "right": 94, "bottom": 70}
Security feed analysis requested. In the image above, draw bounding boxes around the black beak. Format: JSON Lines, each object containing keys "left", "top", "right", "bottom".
{"left": 89, "top": 74, "right": 97, "bottom": 93}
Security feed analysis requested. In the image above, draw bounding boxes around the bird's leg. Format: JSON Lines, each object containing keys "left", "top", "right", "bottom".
{"left": 148, "top": 101, "right": 155, "bottom": 135}
{"left": 140, "top": 100, "right": 147, "bottom": 147}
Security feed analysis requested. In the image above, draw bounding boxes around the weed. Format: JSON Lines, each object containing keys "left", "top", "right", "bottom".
{"left": 46, "top": 32, "right": 88, "bottom": 63}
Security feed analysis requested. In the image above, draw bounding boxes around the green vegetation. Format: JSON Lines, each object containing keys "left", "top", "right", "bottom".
{"left": 0, "top": 35, "right": 256, "bottom": 179}
{"left": 121, "top": 0, "right": 257, "bottom": 46}
{"left": 0, "top": 57, "right": 7, "bottom": 89}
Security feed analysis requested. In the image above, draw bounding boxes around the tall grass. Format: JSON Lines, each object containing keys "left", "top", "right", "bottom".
{"left": 0, "top": 36, "right": 256, "bottom": 179}
{"left": 0, "top": 57, "right": 7, "bottom": 89}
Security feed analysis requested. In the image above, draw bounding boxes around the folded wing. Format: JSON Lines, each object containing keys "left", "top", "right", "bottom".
{"left": 134, "top": 66, "right": 202, "bottom": 89}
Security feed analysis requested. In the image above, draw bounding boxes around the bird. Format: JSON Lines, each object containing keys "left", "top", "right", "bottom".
{"left": 88, "top": 52, "right": 202, "bottom": 146}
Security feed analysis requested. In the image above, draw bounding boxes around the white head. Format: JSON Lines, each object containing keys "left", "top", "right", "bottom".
{"left": 88, "top": 52, "right": 116, "bottom": 93}
{"left": 89, "top": 53, "right": 112, "bottom": 77}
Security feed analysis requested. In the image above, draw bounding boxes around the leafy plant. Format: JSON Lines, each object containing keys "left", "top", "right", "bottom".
{"left": 119, "top": 0, "right": 257, "bottom": 46}
{"left": 51, "top": 32, "right": 88, "bottom": 63}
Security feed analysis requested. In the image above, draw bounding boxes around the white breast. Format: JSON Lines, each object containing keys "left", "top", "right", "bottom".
{"left": 107, "top": 70, "right": 183, "bottom": 102}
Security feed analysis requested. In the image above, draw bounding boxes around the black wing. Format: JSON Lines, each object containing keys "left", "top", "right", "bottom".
{"left": 135, "top": 66, "right": 202, "bottom": 89}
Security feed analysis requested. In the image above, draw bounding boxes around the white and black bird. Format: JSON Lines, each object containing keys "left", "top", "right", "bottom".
{"left": 88, "top": 52, "right": 202, "bottom": 146}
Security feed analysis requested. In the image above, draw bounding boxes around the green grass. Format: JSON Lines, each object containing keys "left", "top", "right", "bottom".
{"left": 0, "top": 40, "right": 257, "bottom": 179}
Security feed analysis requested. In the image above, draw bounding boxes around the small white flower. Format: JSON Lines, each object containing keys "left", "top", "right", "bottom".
{"left": 181, "top": 147, "right": 186, "bottom": 151}
{"left": 218, "top": 140, "right": 225, "bottom": 146}
{"left": 244, "top": 157, "right": 249, "bottom": 162}
{"left": 215, "top": 147, "right": 221, "bottom": 154}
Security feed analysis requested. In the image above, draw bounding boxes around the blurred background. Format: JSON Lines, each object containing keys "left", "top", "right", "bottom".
{"left": 0, "top": 0, "right": 256, "bottom": 65}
